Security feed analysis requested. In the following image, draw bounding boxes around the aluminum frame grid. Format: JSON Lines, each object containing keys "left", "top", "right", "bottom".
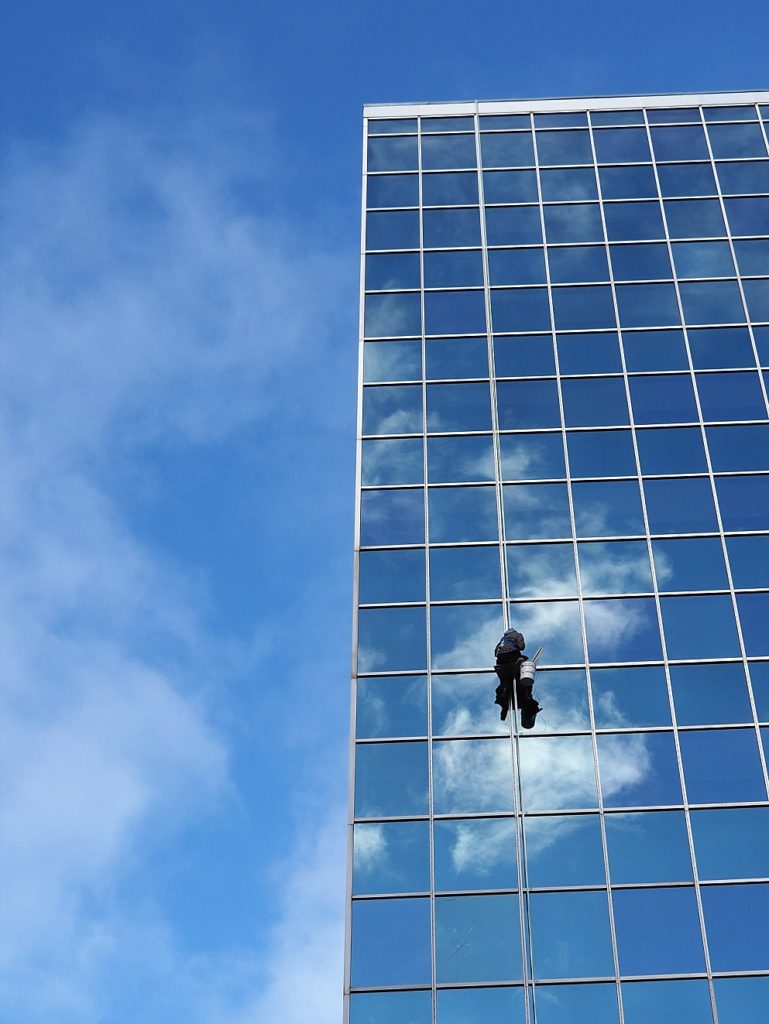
{"left": 346, "top": 93, "right": 769, "bottom": 1024}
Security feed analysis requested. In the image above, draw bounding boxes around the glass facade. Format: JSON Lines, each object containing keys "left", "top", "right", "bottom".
{"left": 348, "top": 92, "right": 769, "bottom": 1024}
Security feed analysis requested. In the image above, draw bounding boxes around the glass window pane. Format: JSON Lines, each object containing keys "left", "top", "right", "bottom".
{"left": 698, "top": 372, "right": 766, "bottom": 421}
{"left": 427, "top": 382, "right": 492, "bottom": 432}
{"left": 552, "top": 285, "right": 617, "bottom": 330}
{"left": 606, "top": 810, "right": 692, "bottom": 883}
{"left": 622, "top": 979, "right": 712, "bottom": 1023}
{"left": 350, "top": 990, "right": 432, "bottom": 1024}
{"left": 572, "top": 480, "right": 645, "bottom": 537}
{"left": 422, "top": 117, "right": 475, "bottom": 133}
{"left": 615, "top": 283, "right": 681, "bottom": 327}
{"left": 506, "top": 543, "right": 577, "bottom": 598}
{"left": 437, "top": 986, "right": 525, "bottom": 1024}
{"left": 491, "top": 288, "right": 552, "bottom": 332}
{"left": 509, "top": 600, "right": 584, "bottom": 663}
{"left": 504, "top": 483, "right": 571, "bottom": 540}
{"left": 536, "top": 983, "right": 618, "bottom": 1023}
{"left": 600, "top": 164, "right": 658, "bottom": 199}
{"left": 519, "top": 735, "right": 597, "bottom": 810}
{"left": 691, "top": 806, "right": 769, "bottom": 880}
{"left": 359, "top": 548, "right": 425, "bottom": 603}
{"left": 529, "top": 891, "right": 614, "bottom": 978}
{"left": 716, "top": 159, "right": 769, "bottom": 195}
{"left": 364, "top": 340, "right": 422, "bottom": 382}
{"left": 733, "top": 237, "right": 769, "bottom": 275}
{"left": 592, "top": 110, "right": 644, "bottom": 127}
{"left": 536, "top": 111, "right": 588, "bottom": 128}
{"left": 499, "top": 432, "right": 565, "bottom": 480}
{"left": 605, "top": 201, "right": 665, "bottom": 241}
{"left": 680, "top": 729, "right": 766, "bottom": 803}
{"left": 423, "top": 207, "right": 482, "bottom": 248}
{"left": 351, "top": 897, "right": 431, "bottom": 987}
{"left": 525, "top": 813, "right": 605, "bottom": 886}
{"left": 568, "top": 429, "right": 635, "bottom": 476}
{"left": 610, "top": 242, "right": 672, "bottom": 281}
{"left": 481, "top": 132, "right": 535, "bottom": 168}
{"left": 592, "top": 666, "right": 672, "bottom": 728}
{"left": 752, "top": 662, "right": 769, "bottom": 720}
{"left": 680, "top": 281, "right": 745, "bottom": 325}
{"left": 661, "top": 594, "right": 741, "bottom": 659}
{"left": 365, "top": 293, "right": 422, "bottom": 337}
{"left": 430, "top": 545, "right": 501, "bottom": 601}
{"left": 366, "top": 210, "right": 420, "bottom": 250}
{"left": 657, "top": 162, "right": 717, "bottom": 197}
{"left": 688, "top": 326, "right": 756, "bottom": 370}
{"left": 726, "top": 534, "right": 769, "bottom": 588}
{"left": 562, "top": 377, "right": 628, "bottom": 426}
{"left": 523, "top": 668, "right": 590, "bottom": 732}
{"left": 702, "top": 884, "right": 769, "bottom": 971}
{"left": 724, "top": 196, "right": 769, "bottom": 236}
{"left": 488, "top": 247, "right": 547, "bottom": 285}
{"left": 433, "top": 817, "right": 517, "bottom": 890}
{"left": 368, "top": 136, "right": 419, "bottom": 172}
{"left": 644, "top": 478, "right": 718, "bottom": 534}
{"left": 358, "top": 606, "right": 427, "bottom": 672}
{"left": 665, "top": 198, "right": 727, "bottom": 238}
{"left": 353, "top": 820, "right": 430, "bottom": 894}
{"left": 585, "top": 596, "right": 663, "bottom": 661}
{"left": 536, "top": 129, "right": 593, "bottom": 165}
{"left": 599, "top": 732, "right": 681, "bottom": 806}
{"left": 366, "top": 173, "right": 420, "bottom": 209}
{"left": 368, "top": 118, "right": 418, "bottom": 134}
{"left": 652, "top": 536, "right": 729, "bottom": 592}
{"left": 738, "top": 593, "right": 769, "bottom": 655}
{"left": 579, "top": 540, "right": 653, "bottom": 595}
{"left": 548, "top": 245, "right": 609, "bottom": 284}
{"left": 425, "top": 290, "right": 486, "bottom": 335}
{"left": 363, "top": 384, "right": 422, "bottom": 435}
{"left": 428, "top": 435, "right": 495, "bottom": 482}
{"left": 672, "top": 240, "right": 735, "bottom": 279}
{"left": 362, "top": 438, "right": 423, "bottom": 486}
{"left": 361, "top": 488, "right": 424, "bottom": 546}
{"left": 715, "top": 976, "right": 769, "bottom": 1024}
{"left": 744, "top": 279, "right": 769, "bottom": 323}
{"left": 540, "top": 166, "right": 599, "bottom": 201}
{"left": 543, "top": 204, "right": 604, "bottom": 243}
{"left": 481, "top": 114, "right": 531, "bottom": 129}
{"left": 422, "top": 170, "right": 479, "bottom": 206}
{"left": 716, "top": 475, "right": 769, "bottom": 531}
{"left": 484, "top": 205, "right": 542, "bottom": 245}
{"left": 432, "top": 672, "right": 507, "bottom": 737}
{"left": 356, "top": 676, "right": 427, "bottom": 739}
{"left": 707, "top": 122, "right": 768, "bottom": 158}
{"left": 483, "top": 168, "right": 538, "bottom": 202}
{"left": 366, "top": 252, "right": 421, "bottom": 290}
{"left": 494, "top": 334, "right": 556, "bottom": 377}
{"left": 594, "top": 127, "right": 652, "bottom": 163}
{"left": 651, "top": 125, "right": 709, "bottom": 161}
{"left": 426, "top": 337, "right": 489, "bottom": 380}
{"left": 614, "top": 887, "right": 705, "bottom": 974}
{"left": 622, "top": 328, "right": 689, "bottom": 372}
{"left": 704, "top": 105, "right": 757, "bottom": 122}
{"left": 636, "top": 426, "right": 707, "bottom": 474}
{"left": 430, "top": 603, "right": 503, "bottom": 670}
{"left": 648, "top": 108, "right": 700, "bottom": 124}
{"left": 355, "top": 741, "right": 428, "bottom": 816}
{"left": 428, "top": 485, "right": 498, "bottom": 542}
{"left": 497, "top": 379, "right": 561, "bottom": 429}
{"left": 422, "top": 134, "right": 477, "bottom": 170}
{"left": 424, "top": 249, "right": 484, "bottom": 288}
{"left": 435, "top": 893, "right": 521, "bottom": 982}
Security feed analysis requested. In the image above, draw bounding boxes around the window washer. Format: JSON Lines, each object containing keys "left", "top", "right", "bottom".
{"left": 493, "top": 627, "right": 541, "bottom": 729}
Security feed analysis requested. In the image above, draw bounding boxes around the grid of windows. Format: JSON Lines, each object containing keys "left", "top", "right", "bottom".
{"left": 348, "top": 94, "right": 769, "bottom": 1024}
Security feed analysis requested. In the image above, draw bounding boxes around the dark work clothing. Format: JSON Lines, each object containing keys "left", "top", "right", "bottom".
{"left": 494, "top": 650, "right": 541, "bottom": 728}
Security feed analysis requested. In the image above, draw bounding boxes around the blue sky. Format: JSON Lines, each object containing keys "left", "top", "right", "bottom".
{"left": 0, "top": 1, "right": 767, "bottom": 1020}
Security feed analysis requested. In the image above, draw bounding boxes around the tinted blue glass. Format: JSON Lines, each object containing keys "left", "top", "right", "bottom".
{"left": 605, "top": 811, "right": 692, "bottom": 882}
{"left": 362, "top": 438, "right": 423, "bottom": 486}
{"left": 368, "top": 136, "right": 419, "bottom": 172}
{"left": 708, "top": 424, "right": 769, "bottom": 471}
{"left": 704, "top": 105, "right": 757, "bottom": 122}
{"left": 356, "top": 676, "right": 427, "bottom": 739}
{"left": 488, "top": 247, "right": 547, "bottom": 285}
{"left": 529, "top": 891, "right": 614, "bottom": 978}
{"left": 750, "top": 323, "right": 769, "bottom": 362}
{"left": 552, "top": 285, "right": 617, "bottom": 330}
{"left": 484, "top": 205, "right": 542, "bottom": 245}
{"left": 688, "top": 326, "right": 756, "bottom": 369}
{"left": 605, "top": 201, "right": 665, "bottom": 241}
{"left": 622, "top": 328, "right": 689, "bottom": 371}
{"left": 600, "top": 732, "right": 681, "bottom": 805}
{"left": 506, "top": 544, "right": 577, "bottom": 597}
{"left": 610, "top": 242, "right": 672, "bottom": 281}
{"left": 592, "top": 110, "right": 644, "bottom": 126}
{"left": 503, "top": 483, "right": 571, "bottom": 539}
{"left": 680, "top": 281, "right": 745, "bottom": 325}
{"left": 738, "top": 592, "right": 769, "bottom": 655}
{"left": 594, "top": 127, "right": 651, "bottom": 163}
{"left": 481, "top": 132, "right": 535, "bottom": 167}
{"left": 568, "top": 429, "right": 636, "bottom": 476}
{"left": 509, "top": 601, "right": 584, "bottom": 664}
{"left": 435, "top": 893, "right": 521, "bottom": 982}
{"left": 437, "top": 986, "right": 525, "bottom": 1024}
{"left": 708, "top": 122, "right": 768, "bottom": 158}
{"left": 752, "top": 662, "right": 769, "bottom": 719}
{"left": 429, "top": 485, "right": 498, "bottom": 542}
{"left": 494, "top": 335, "right": 556, "bottom": 376}
{"left": 363, "top": 384, "right": 422, "bottom": 434}
{"left": 548, "top": 245, "right": 609, "bottom": 283}
{"left": 584, "top": 598, "right": 663, "bottom": 661}
{"left": 433, "top": 817, "right": 517, "bottom": 890}
{"left": 733, "top": 238, "right": 769, "bottom": 275}
{"left": 350, "top": 990, "right": 432, "bottom": 1024}
{"left": 630, "top": 374, "right": 698, "bottom": 423}
{"left": 366, "top": 253, "right": 421, "bottom": 292}
{"left": 422, "top": 171, "right": 479, "bottom": 206}
{"left": 431, "top": 605, "right": 504, "bottom": 670}
{"left": 536, "top": 129, "right": 593, "bottom": 165}
{"left": 367, "top": 210, "right": 420, "bottom": 249}
{"left": 562, "top": 378, "right": 629, "bottom": 426}
{"left": 427, "top": 382, "right": 492, "bottom": 431}
{"left": 651, "top": 125, "right": 709, "bottom": 161}
{"left": 744, "top": 280, "right": 769, "bottom": 323}
{"left": 652, "top": 537, "right": 729, "bottom": 592}
{"left": 648, "top": 108, "right": 700, "bottom": 124}
{"left": 657, "top": 162, "right": 717, "bottom": 197}
{"left": 432, "top": 673, "right": 508, "bottom": 737}
{"left": 355, "top": 741, "right": 428, "bottom": 816}
{"left": 572, "top": 480, "right": 645, "bottom": 536}
{"left": 661, "top": 594, "right": 740, "bottom": 659}
{"left": 614, "top": 887, "right": 704, "bottom": 975}
{"left": 422, "top": 117, "right": 475, "bottom": 133}
{"left": 361, "top": 489, "right": 424, "bottom": 546}
{"left": 636, "top": 426, "right": 707, "bottom": 473}
{"left": 535, "top": 984, "right": 618, "bottom": 1024}
{"left": 715, "top": 977, "right": 769, "bottom": 1024}
{"left": 717, "top": 474, "right": 769, "bottom": 531}
{"left": 536, "top": 112, "right": 588, "bottom": 127}
{"left": 579, "top": 540, "right": 653, "bottom": 595}
{"left": 682, "top": 729, "right": 767, "bottom": 802}
{"left": 425, "top": 290, "right": 486, "bottom": 335}
{"left": 481, "top": 115, "right": 532, "bottom": 129}
{"left": 351, "top": 898, "right": 431, "bottom": 986}
{"left": 716, "top": 159, "right": 769, "bottom": 194}
{"left": 558, "top": 332, "right": 622, "bottom": 373}
{"left": 358, "top": 607, "right": 427, "bottom": 671}
{"left": 483, "top": 169, "right": 539, "bottom": 203}
{"left": 645, "top": 477, "right": 717, "bottom": 533}
{"left": 422, "top": 134, "right": 477, "bottom": 170}
{"left": 359, "top": 548, "right": 425, "bottom": 603}
{"left": 600, "top": 164, "right": 658, "bottom": 199}
{"left": 524, "top": 668, "right": 590, "bottom": 731}
{"left": 665, "top": 199, "right": 726, "bottom": 239}
{"left": 615, "top": 284, "right": 681, "bottom": 327}
{"left": 423, "top": 207, "right": 482, "bottom": 248}
{"left": 427, "top": 337, "right": 489, "bottom": 380}
{"left": 429, "top": 545, "right": 501, "bottom": 600}
{"left": 671, "top": 663, "right": 751, "bottom": 725}
{"left": 519, "top": 735, "right": 597, "bottom": 809}
{"left": 702, "top": 884, "right": 769, "bottom": 971}
{"left": 499, "top": 432, "right": 565, "bottom": 480}
{"left": 428, "top": 435, "right": 495, "bottom": 482}
{"left": 364, "top": 340, "right": 422, "bottom": 383}
{"left": 697, "top": 371, "right": 766, "bottom": 421}
{"left": 727, "top": 534, "right": 769, "bottom": 587}
{"left": 496, "top": 379, "right": 560, "bottom": 429}
{"left": 368, "top": 118, "right": 418, "bottom": 134}
{"left": 525, "top": 815, "right": 605, "bottom": 886}
{"left": 367, "top": 173, "right": 420, "bottom": 208}
{"left": 724, "top": 196, "right": 769, "bottom": 235}
{"left": 622, "top": 980, "right": 712, "bottom": 1023}
{"left": 539, "top": 167, "right": 599, "bottom": 201}
{"left": 424, "top": 250, "right": 483, "bottom": 288}
{"left": 672, "top": 240, "right": 735, "bottom": 279}
{"left": 692, "top": 806, "right": 769, "bottom": 879}
{"left": 592, "top": 666, "right": 672, "bottom": 728}
{"left": 353, "top": 820, "right": 430, "bottom": 894}
{"left": 491, "top": 289, "right": 551, "bottom": 332}
{"left": 544, "top": 204, "right": 604, "bottom": 243}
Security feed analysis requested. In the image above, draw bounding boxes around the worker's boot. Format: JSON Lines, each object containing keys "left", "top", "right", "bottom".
{"left": 517, "top": 682, "right": 541, "bottom": 730}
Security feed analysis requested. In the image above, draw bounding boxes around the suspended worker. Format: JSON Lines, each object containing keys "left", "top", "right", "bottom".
{"left": 493, "top": 627, "right": 542, "bottom": 729}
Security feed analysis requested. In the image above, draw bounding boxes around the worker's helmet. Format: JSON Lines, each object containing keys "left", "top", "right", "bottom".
{"left": 507, "top": 628, "right": 525, "bottom": 651}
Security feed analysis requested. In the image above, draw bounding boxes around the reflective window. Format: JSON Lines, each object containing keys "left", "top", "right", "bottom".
{"left": 351, "top": 897, "right": 431, "bottom": 986}
{"left": 529, "top": 891, "right": 614, "bottom": 977}
{"left": 367, "top": 136, "right": 419, "bottom": 172}
{"left": 430, "top": 603, "right": 503, "bottom": 670}
{"left": 426, "top": 337, "right": 489, "bottom": 380}
{"left": 425, "top": 289, "right": 486, "bottom": 335}
{"left": 535, "top": 984, "right": 619, "bottom": 1023}
{"left": 613, "top": 887, "right": 705, "bottom": 975}
{"left": 562, "top": 377, "right": 629, "bottom": 426}
{"left": 432, "top": 673, "right": 507, "bottom": 737}
{"left": 506, "top": 543, "right": 577, "bottom": 598}
{"left": 503, "top": 483, "right": 571, "bottom": 539}
{"left": 359, "top": 548, "right": 425, "bottom": 603}
{"left": 552, "top": 285, "right": 617, "bottom": 330}
{"left": 481, "top": 132, "right": 535, "bottom": 167}
{"left": 365, "top": 293, "right": 422, "bottom": 337}
{"left": 362, "top": 438, "right": 423, "bottom": 486}
{"left": 671, "top": 662, "right": 752, "bottom": 726}
{"left": 366, "top": 252, "right": 421, "bottom": 290}
{"left": 605, "top": 200, "right": 665, "bottom": 241}
{"left": 353, "top": 820, "right": 430, "bottom": 894}
{"left": 592, "top": 665, "right": 672, "bottom": 727}
{"left": 435, "top": 893, "right": 521, "bottom": 982}
{"left": 350, "top": 990, "right": 432, "bottom": 1024}
{"left": 652, "top": 537, "right": 729, "bottom": 592}
{"left": 585, "top": 596, "right": 663, "bottom": 661}
{"left": 644, "top": 478, "right": 718, "bottom": 534}
{"left": 599, "top": 732, "right": 681, "bottom": 806}
{"left": 540, "top": 166, "right": 598, "bottom": 201}
{"left": 691, "top": 806, "right": 769, "bottom": 880}
{"left": 579, "top": 540, "right": 653, "bottom": 595}
{"left": 548, "top": 245, "right": 609, "bottom": 283}
{"left": 704, "top": 105, "right": 757, "bottom": 121}
{"left": 368, "top": 119, "right": 418, "bottom": 135}
{"left": 726, "top": 534, "right": 769, "bottom": 588}
{"left": 509, "top": 600, "right": 584, "bottom": 663}
{"left": 358, "top": 606, "right": 427, "bottom": 671}
{"left": 494, "top": 335, "right": 556, "bottom": 377}
{"left": 524, "top": 813, "right": 605, "bottom": 886}
{"left": 557, "top": 330, "right": 624, "bottom": 373}
{"left": 536, "top": 129, "right": 593, "bottom": 165}
{"left": 660, "top": 595, "right": 741, "bottom": 659}
{"left": 611, "top": 242, "right": 672, "bottom": 281}
{"left": 429, "top": 545, "right": 502, "bottom": 601}
{"left": 363, "top": 340, "right": 422, "bottom": 382}
{"left": 724, "top": 196, "right": 769, "bottom": 236}
{"left": 650, "top": 125, "right": 710, "bottom": 161}
{"left": 716, "top": 475, "right": 769, "bottom": 531}
{"left": 600, "top": 164, "right": 658, "bottom": 199}
{"left": 744, "top": 280, "right": 769, "bottom": 323}
{"left": 354, "top": 741, "right": 428, "bottom": 816}
{"left": 636, "top": 426, "right": 707, "bottom": 474}
{"left": 428, "top": 486, "right": 498, "bottom": 543}
{"left": 716, "top": 159, "right": 769, "bottom": 195}
{"left": 752, "top": 662, "right": 769, "bottom": 720}
{"left": 592, "top": 110, "right": 644, "bottom": 126}
{"left": 484, "top": 205, "right": 542, "bottom": 245}
{"left": 481, "top": 114, "right": 531, "bottom": 129}
{"left": 594, "top": 127, "right": 652, "bottom": 163}
{"left": 615, "top": 283, "right": 681, "bottom": 327}
{"left": 499, "top": 432, "right": 565, "bottom": 480}
{"left": 543, "top": 204, "right": 604, "bottom": 243}
{"left": 671, "top": 240, "right": 735, "bottom": 279}
{"left": 572, "top": 480, "right": 645, "bottom": 536}
{"left": 605, "top": 810, "right": 693, "bottom": 883}
{"left": 366, "top": 173, "right": 420, "bottom": 209}
{"left": 657, "top": 162, "right": 717, "bottom": 197}
{"left": 698, "top": 372, "right": 766, "bottom": 421}
{"left": 536, "top": 112, "right": 588, "bottom": 128}
{"left": 523, "top": 668, "right": 590, "bottom": 732}
{"left": 488, "top": 247, "right": 547, "bottom": 285}
{"left": 622, "top": 328, "right": 689, "bottom": 372}
{"left": 422, "top": 117, "right": 475, "bottom": 132}
{"left": 422, "top": 170, "right": 479, "bottom": 206}
{"left": 519, "top": 735, "right": 598, "bottom": 810}
{"left": 733, "top": 237, "right": 769, "bottom": 275}
{"left": 491, "top": 288, "right": 551, "bottom": 332}
{"left": 680, "top": 729, "right": 766, "bottom": 803}
{"left": 363, "top": 384, "right": 422, "bottom": 435}
{"left": 622, "top": 979, "right": 712, "bottom": 1023}
{"left": 366, "top": 210, "right": 420, "bottom": 250}
{"left": 426, "top": 382, "right": 492, "bottom": 432}
{"left": 361, "top": 488, "right": 425, "bottom": 546}
{"left": 496, "top": 379, "right": 561, "bottom": 429}
{"left": 702, "top": 884, "right": 769, "bottom": 971}
{"left": 714, "top": 976, "right": 769, "bottom": 1024}
{"left": 688, "top": 326, "right": 756, "bottom": 370}
{"left": 422, "top": 134, "right": 477, "bottom": 170}
{"left": 423, "top": 207, "right": 482, "bottom": 248}
{"left": 356, "top": 676, "right": 427, "bottom": 739}
{"left": 707, "top": 122, "right": 768, "bottom": 158}
{"left": 568, "top": 430, "right": 635, "bottom": 477}
{"left": 664, "top": 198, "right": 726, "bottom": 238}
{"left": 437, "top": 986, "right": 525, "bottom": 1024}
{"left": 737, "top": 592, "right": 769, "bottom": 656}
{"left": 483, "top": 168, "right": 538, "bottom": 203}
{"left": 433, "top": 817, "right": 517, "bottom": 890}
{"left": 427, "top": 435, "right": 495, "bottom": 482}
{"left": 680, "top": 281, "right": 745, "bottom": 325}
{"left": 647, "top": 108, "right": 700, "bottom": 124}
{"left": 424, "top": 249, "right": 484, "bottom": 288}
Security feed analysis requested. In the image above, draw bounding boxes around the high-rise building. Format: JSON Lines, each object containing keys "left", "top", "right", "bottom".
{"left": 347, "top": 91, "right": 769, "bottom": 1024}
